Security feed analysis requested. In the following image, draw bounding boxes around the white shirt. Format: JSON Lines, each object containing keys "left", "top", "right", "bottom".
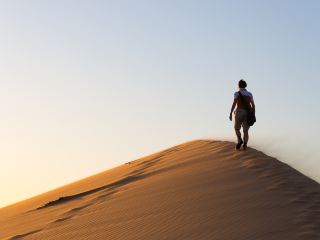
{"left": 234, "top": 88, "right": 254, "bottom": 103}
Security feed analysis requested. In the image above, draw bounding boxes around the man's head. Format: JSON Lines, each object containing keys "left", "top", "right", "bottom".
{"left": 238, "top": 79, "right": 247, "bottom": 89}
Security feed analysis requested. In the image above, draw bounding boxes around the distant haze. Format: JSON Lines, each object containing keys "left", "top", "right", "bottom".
{"left": 0, "top": 0, "right": 319, "bottom": 208}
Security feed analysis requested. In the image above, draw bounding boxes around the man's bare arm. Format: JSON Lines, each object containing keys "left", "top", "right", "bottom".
{"left": 229, "top": 99, "right": 237, "bottom": 121}
{"left": 251, "top": 99, "right": 255, "bottom": 113}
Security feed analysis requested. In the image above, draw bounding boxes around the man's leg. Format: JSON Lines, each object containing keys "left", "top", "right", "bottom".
{"left": 234, "top": 111, "right": 243, "bottom": 149}
{"left": 243, "top": 129, "right": 249, "bottom": 144}
{"left": 243, "top": 123, "right": 250, "bottom": 150}
{"left": 235, "top": 128, "right": 242, "bottom": 143}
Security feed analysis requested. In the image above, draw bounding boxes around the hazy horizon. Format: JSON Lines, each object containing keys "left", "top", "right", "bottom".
{"left": 1, "top": 0, "right": 320, "bottom": 208}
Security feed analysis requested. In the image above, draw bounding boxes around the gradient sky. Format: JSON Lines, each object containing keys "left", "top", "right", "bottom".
{"left": 0, "top": 0, "right": 319, "bottom": 208}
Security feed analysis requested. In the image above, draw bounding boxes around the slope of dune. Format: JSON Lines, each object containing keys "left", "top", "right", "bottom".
{"left": 0, "top": 140, "right": 319, "bottom": 240}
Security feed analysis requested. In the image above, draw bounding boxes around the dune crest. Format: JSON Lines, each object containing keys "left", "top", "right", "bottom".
{"left": 0, "top": 140, "right": 319, "bottom": 240}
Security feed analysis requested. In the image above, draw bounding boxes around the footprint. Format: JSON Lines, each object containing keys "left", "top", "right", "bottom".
{"left": 51, "top": 216, "right": 72, "bottom": 224}
{"left": 8, "top": 229, "right": 42, "bottom": 240}
{"left": 63, "top": 204, "right": 92, "bottom": 215}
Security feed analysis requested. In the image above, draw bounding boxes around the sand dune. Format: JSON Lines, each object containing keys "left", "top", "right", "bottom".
{"left": 0, "top": 140, "right": 319, "bottom": 240}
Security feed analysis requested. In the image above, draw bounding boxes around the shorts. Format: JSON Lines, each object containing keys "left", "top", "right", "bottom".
{"left": 234, "top": 108, "right": 250, "bottom": 131}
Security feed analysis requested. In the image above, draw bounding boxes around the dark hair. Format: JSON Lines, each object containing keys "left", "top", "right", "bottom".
{"left": 238, "top": 79, "right": 247, "bottom": 88}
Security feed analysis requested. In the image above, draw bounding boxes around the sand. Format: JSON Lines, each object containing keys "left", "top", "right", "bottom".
{"left": 0, "top": 140, "right": 319, "bottom": 240}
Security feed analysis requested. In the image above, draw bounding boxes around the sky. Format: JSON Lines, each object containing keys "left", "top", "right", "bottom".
{"left": 0, "top": 0, "right": 319, "bottom": 208}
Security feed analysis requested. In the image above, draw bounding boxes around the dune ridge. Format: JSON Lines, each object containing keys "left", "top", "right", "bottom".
{"left": 0, "top": 140, "right": 319, "bottom": 240}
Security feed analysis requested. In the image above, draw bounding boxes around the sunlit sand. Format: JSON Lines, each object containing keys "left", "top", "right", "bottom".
{"left": 0, "top": 140, "right": 319, "bottom": 239}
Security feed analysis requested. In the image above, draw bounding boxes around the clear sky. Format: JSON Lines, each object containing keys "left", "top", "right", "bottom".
{"left": 0, "top": 0, "right": 319, "bottom": 208}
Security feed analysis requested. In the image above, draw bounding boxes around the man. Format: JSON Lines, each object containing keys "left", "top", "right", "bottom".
{"left": 229, "top": 79, "right": 255, "bottom": 150}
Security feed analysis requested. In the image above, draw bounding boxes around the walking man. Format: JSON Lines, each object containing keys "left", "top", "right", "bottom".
{"left": 229, "top": 79, "right": 255, "bottom": 150}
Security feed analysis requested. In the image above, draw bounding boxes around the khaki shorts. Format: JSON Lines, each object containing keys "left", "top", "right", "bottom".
{"left": 234, "top": 109, "right": 250, "bottom": 131}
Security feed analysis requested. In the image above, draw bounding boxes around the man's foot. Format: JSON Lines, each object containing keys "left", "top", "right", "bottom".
{"left": 243, "top": 143, "right": 247, "bottom": 150}
{"left": 236, "top": 140, "right": 243, "bottom": 150}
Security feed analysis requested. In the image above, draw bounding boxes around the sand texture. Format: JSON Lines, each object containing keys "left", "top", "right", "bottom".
{"left": 0, "top": 140, "right": 319, "bottom": 240}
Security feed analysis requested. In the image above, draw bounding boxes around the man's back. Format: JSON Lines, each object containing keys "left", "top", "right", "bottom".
{"left": 234, "top": 88, "right": 254, "bottom": 110}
